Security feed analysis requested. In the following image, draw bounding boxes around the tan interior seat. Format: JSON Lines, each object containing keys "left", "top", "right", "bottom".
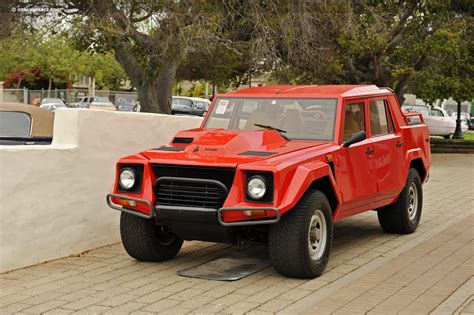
{"left": 344, "top": 110, "right": 361, "bottom": 140}
{"left": 281, "top": 109, "right": 304, "bottom": 135}
{"left": 244, "top": 109, "right": 277, "bottom": 130}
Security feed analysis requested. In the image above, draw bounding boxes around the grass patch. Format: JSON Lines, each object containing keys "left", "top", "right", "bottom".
{"left": 464, "top": 132, "right": 474, "bottom": 141}
{"left": 430, "top": 131, "right": 474, "bottom": 142}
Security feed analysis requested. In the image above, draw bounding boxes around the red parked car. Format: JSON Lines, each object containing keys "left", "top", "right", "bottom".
{"left": 107, "top": 85, "right": 431, "bottom": 278}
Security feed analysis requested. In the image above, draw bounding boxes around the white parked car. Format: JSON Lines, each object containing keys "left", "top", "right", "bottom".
{"left": 402, "top": 105, "right": 467, "bottom": 138}
{"left": 70, "top": 96, "right": 116, "bottom": 111}
{"left": 38, "top": 98, "right": 67, "bottom": 112}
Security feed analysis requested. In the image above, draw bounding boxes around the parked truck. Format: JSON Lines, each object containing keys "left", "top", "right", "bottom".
{"left": 107, "top": 85, "right": 431, "bottom": 278}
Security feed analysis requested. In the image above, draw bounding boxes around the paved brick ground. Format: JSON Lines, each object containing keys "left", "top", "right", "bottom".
{"left": 0, "top": 154, "right": 473, "bottom": 314}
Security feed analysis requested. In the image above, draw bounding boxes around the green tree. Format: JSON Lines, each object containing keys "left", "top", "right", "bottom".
{"left": 177, "top": 44, "right": 253, "bottom": 91}
{"left": 0, "top": 31, "right": 41, "bottom": 87}
{"left": 413, "top": 16, "right": 473, "bottom": 138}
{"left": 36, "top": 0, "right": 227, "bottom": 113}
{"left": 38, "top": 35, "right": 80, "bottom": 93}
{"left": 237, "top": 1, "right": 473, "bottom": 102}
{"left": 77, "top": 52, "right": 128, "bottom": 90}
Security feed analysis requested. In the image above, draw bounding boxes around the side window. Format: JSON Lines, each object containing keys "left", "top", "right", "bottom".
{"left": 369, "top": 100, "right": 389, "bottom": 136}
{"left": 343, "top": 102, "right": 365, "bottom": 141}
{"left": 174, "top": 99, "right": 193, "bottom": 108}
{"left": 0, "top": 111, "right": 32, "bottom": 137}
{"left": 431, "top": 109, "right": 443, "bottom": 117}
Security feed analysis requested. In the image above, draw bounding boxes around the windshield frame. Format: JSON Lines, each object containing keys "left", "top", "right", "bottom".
{"left": 202, "top": 97, "right": 338, "bottom": 141}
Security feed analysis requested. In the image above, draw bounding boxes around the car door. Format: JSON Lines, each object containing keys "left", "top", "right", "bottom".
{"left": 81, "top": 97, "right": 88, "bottom": 108}
{"left": 367, "top": 98, "right": 405, "bottom": 203}
{"left": 429, "top": 108, "right": 454, "bottom": 135}
{"left": 337, "top": 99, "right": 377, "bottom": 215}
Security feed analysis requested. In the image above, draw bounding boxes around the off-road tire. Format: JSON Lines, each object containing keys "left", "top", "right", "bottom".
{"left": 120, "top": 212, "right": 183, "bottom": 261}
{"left": 377, "top": 168, "right": 423, "bottom": 234}
{"left": 269, "top": 190, "right": 333, "bottom": 278}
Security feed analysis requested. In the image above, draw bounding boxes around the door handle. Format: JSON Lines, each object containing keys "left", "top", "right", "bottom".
{"left": 365, "top": 148, "right": 374, "bottom": 155}
{"left": 395, "top": 142, "right": 403, "bottom": 148}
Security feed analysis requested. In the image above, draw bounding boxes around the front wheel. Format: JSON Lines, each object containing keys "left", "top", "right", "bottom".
{"left": 377, "top": 168, "right": 423, "bottom": 234}
{"left": 120, "top": 212, "right": 183, "bottom": 262}
{"left": 269, "top": 190, "right": 333, "bottom": 278}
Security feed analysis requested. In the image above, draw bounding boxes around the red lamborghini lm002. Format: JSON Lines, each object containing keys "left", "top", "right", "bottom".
{"left": 107, "top": 85, "right": 431, "bottom": 278}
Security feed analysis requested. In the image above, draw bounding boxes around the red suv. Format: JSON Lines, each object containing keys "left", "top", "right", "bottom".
{"left": 107, "top": 85, "right": 431, "bottom": 278}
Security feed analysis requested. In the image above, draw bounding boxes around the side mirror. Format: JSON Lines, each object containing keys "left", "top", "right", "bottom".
{"left": 343, "top": 131, "right": 366, "bottom": 147}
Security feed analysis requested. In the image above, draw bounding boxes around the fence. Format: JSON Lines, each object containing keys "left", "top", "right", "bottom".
{"left": 0, "top": 87, "right": 138, "bottom": 106}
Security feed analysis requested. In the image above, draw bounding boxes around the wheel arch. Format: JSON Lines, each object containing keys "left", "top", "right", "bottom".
{"left": 405, "top": 148, "right": 430, "bottom": 183}
{"left": 278, "top": 161, "right": 341, "bottom": 218}
{"left": 408, "top": 158, "right": 427, "bottom": 182}
{"left": 307, "top": 176, "right": 339, "bottom": 216}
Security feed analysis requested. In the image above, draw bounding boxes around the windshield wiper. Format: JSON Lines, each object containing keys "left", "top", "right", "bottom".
{"left": 254, "top": 123, "right": 289, "bottom": 140}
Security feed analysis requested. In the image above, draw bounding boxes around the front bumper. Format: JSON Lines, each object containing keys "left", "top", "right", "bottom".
{"left": 106, "top": 194, "right": 281, "bottom": 226}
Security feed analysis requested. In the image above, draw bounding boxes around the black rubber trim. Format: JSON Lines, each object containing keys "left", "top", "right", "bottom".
{"left": 239, "top": 151, "right": 278, "bottom": 156}
{"left": 172, "top": 137, "right": 193, "bottom": 144}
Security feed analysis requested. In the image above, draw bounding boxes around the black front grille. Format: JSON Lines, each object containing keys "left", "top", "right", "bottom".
{"left": 152, "top": 164, "right": 235, "bottom": 209}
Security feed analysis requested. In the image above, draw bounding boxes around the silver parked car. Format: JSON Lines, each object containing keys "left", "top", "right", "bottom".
{"left": 172, "top": 96, "right": 211, "bottom": 116}
{"left": 70, "top": 96, "right": 116, "bottom": 111}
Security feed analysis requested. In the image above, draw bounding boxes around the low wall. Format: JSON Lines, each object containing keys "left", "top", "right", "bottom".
{"left": 0, "top": 109, "right": 202, "bottom": 273}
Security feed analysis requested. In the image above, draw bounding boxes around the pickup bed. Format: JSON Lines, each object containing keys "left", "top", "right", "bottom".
{"left": 107, "top": 85, "right": 431, "bottom": 278}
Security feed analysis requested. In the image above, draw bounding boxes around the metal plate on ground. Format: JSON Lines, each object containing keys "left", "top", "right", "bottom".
{"left": 177, "top": 247, "right": 271, "bottom": 281}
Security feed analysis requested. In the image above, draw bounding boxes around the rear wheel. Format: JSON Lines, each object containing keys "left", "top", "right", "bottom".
{"left": 120, "top": 212, "right": 183, "bottom": 261}
{"left": 377, "top": 168, "right": 423, "bottom": 234}
{"left": 269, "top": 190, "right": 333, "bottom": 278}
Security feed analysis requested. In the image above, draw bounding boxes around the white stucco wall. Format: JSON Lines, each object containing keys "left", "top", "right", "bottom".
{"left": 0, "top": 109, "right": 202, "bottom": 273}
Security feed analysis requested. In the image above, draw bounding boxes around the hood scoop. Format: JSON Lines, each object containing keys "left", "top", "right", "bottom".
{"left": 239, "top": 151, "right": 277, "bottom": 156}
{"left": 154, "top": 146, "right": 184, "bottom": 152}
{"left": 172, "top": 137, "right": 193, "bottom": 144}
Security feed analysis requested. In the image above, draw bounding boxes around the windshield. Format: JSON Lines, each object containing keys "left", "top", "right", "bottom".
{"left": 41, "top": 98, "right": 65, "bottom": 105}
{"left": 204, "top": 97, "right": 337, "bottom": 141}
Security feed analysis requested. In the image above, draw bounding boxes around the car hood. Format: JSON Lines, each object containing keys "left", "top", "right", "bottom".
{"left": 140, "top": 128, "right": 329, "bottom": 167}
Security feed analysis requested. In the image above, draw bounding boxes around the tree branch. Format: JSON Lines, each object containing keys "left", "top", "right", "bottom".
{"left": 112, "top": 41, "right": 144, "bottom": 84}
{"left": 386, "top": 2, "right": 419, "bottom": 53}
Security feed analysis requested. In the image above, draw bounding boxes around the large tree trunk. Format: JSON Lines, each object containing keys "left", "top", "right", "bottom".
{"left": 135, "top": 59, "right": 179, "bottom": 114}
{"left": 114, "top": 43, "right": 179, "bottom": 114}
{"left": 155, "top": 59, "right": 179, "bottom": 114}
{"left": 136, "top": 80, "right": 161, "bottom": 113}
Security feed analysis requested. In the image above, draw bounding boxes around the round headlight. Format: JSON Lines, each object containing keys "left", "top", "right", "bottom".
{"left": 119, "top": 168, "right": 136, "bottom": 190}
{"left": 247, "top": 176, "right": 267, "bottom": 199}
